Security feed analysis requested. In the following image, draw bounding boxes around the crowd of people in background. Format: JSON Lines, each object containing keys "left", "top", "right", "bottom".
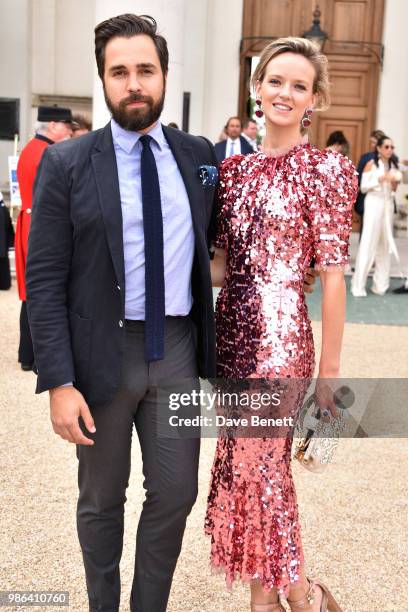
{"left": 214, "top": 116, "right": 254, "bottom": 162}
{"left": 352, "top": 133, "right": 404, "bottom": 296}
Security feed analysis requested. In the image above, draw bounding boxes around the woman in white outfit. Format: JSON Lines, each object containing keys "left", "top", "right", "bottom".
{"left": 351, "top": 136, "right": 402, "bottom": 296}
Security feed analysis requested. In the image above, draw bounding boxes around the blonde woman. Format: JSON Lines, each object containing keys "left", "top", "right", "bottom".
{"left": 205, "top": 38, "right": 357, "bottom": 611}
{"left": 351, "top": 135, "right": 402, "bottom": 296}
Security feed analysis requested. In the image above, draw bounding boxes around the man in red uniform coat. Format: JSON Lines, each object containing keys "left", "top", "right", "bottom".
{"left": 15, "top": 106, "right": 75, "bottom": 370}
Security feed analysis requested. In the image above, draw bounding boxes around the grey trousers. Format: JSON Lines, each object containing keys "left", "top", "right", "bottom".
{"left": 76, "top": 317, "right": 200, "bottom": 612}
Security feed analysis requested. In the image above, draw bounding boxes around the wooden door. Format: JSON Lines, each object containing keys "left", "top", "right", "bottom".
{"left": 240, "top": 0, "right": 385, "bottom": 164}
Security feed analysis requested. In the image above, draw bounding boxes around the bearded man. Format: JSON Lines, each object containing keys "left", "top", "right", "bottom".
{"left": 25, "top": 14, "right": 217, "bottom": 612}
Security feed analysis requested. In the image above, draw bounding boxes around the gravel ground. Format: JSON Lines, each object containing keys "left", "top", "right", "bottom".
{"left": 1, "top": 285, "right": 407, "bottom": 612}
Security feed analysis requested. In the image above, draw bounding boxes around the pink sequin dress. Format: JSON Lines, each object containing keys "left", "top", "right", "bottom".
{"left": 205, "top": 144, "right": 358, "bottom": 596}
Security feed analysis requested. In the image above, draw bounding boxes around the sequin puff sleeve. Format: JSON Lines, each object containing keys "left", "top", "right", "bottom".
{"left": 213, "top": 156, "right": 241, "bottom": 251}
{"left": 306, "top": 150, "right": 358, "bottom": 270}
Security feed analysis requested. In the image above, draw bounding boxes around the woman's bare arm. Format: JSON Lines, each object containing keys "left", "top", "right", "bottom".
{"left": 315, "top": 268, "right": 347, "bottom": 417}
{"left": 318, "top": 268, "right": 346, "bottom": 378}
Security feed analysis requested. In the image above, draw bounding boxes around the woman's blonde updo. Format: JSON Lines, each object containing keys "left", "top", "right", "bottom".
{"left": 251, "top": 37, "right": 331, "bottom": 113}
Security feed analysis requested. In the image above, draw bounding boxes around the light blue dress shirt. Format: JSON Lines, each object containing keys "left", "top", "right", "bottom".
{"left": 111, "top": 119, "right": 194, "bottom": 320}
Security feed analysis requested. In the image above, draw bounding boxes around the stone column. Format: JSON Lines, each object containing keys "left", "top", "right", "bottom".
{"left": 377, "top": 0, "right": 408, "bottom": 157}
{"left": 93, "top": 0, "right": 186, "bottom": 128}
{"left": 0, "top": 0, "right": 31, "bottom": 184}
{"left": 202, "top": 0, "right": 244, "bottom": 142}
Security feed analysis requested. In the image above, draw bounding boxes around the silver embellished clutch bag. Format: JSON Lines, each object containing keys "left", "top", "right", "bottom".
{"left": 292, "top": 391, "right": 348, "bottom": 473}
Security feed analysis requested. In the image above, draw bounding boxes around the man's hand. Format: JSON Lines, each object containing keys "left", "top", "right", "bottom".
{"left": 303, "top": 267, "right": 318, "bottom": 294}
{"left": 49, "top": 386, "right": 96, "bottom": 446}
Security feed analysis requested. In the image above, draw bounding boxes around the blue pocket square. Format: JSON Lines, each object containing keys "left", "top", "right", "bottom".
{"left": 198, "top": 165, "right": 218, "bottom": 187}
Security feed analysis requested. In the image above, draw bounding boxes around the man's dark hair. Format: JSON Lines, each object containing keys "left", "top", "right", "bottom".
{"left": 94, "top": 14, "right": 169, "bottom": 80}
{"left": 225, "top": 116, "right": 242, "bottom": 130}
{"left": 371, "top": 129, "right": 385, "bottom": 140}
{"left": 243, "top": 118, "right": 257, "bottom": 129}
{"left": 72, "top": 114, "right": 92, "bottom": 132}
{"left": 326, "top": 130, "right": 348, "bottom": 147}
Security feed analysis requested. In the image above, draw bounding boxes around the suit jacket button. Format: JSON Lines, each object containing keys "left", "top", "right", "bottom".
{"left": 119, "top": 320, "right": 123, "bottom": 327}
{"left": 117, "top": 285, "right": 120, "bottom": 290}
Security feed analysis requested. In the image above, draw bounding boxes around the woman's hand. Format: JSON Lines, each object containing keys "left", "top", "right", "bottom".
{"left": 314, "top": 377, "right": 340, "bottom": 421}
{"left": 378, "top": 172, "right": 391, "bottom": 183}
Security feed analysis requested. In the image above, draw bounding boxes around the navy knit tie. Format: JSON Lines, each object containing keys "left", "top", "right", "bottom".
{"left": 140, "top": 134, "right": 165, "bottom": 362}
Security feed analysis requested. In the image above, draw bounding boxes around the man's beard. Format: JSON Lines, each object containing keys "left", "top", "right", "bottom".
{"left": 104, "top": 88, "right": 165, "bottom": 132}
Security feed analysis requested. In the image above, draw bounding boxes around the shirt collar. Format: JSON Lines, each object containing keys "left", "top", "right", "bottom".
{"left": 110, "top": 118, "right": 165, "bottom": 154}
{"left": 35, "top": 133, "right": 54, "bottom": 145}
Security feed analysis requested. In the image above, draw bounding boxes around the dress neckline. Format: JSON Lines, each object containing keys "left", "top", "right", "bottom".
{"left": 257, "top": 142, "right": 312, "bottom": 160}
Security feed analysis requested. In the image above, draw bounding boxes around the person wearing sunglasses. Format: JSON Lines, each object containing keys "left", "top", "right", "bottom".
{"left": 354, "top": 129, "right": 385, "bottom": 235}
{"left": 351, "top": 136, "right": 402, "bottom": 296}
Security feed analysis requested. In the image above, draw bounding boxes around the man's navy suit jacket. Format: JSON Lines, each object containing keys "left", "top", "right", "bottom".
{"left": 214, "top": 135, "right": 254, "bottom": 164}
{"left": 26, "top": 124, "right": 217, "bottom": 407}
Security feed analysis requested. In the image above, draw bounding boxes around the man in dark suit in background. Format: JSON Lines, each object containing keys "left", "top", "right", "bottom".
{"left": 26, "top": 14, "right": 216, "bottom": 612}
{"left": 214, "top": 115, "right": 254, "bottom": 163}
{"left": 241, "top": 118, "right": 259, "bottom": 151}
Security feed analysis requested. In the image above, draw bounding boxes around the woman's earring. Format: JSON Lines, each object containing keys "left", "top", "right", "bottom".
{"left": 255, "top": 98, "right": 264, "bottom": 118}
{"left": 301, "top": 107, "right": 313, "bottom": 129}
